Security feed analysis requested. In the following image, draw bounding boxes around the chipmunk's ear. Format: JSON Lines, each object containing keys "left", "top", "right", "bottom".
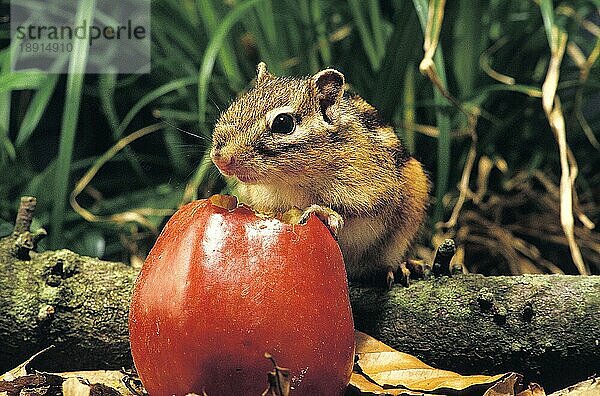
{"left": 312, "top": 69, "right": 345, "bottom": 123}
{"left": 256, "top": 62, "right": 274, "bottom": 86}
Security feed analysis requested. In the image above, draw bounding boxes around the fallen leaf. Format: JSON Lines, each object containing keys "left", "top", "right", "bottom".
{"left": 549, "top": 378, "right": 600, "bottom": 395}
{"left": 0, "top": 373, "right": 63, "bottom": 395}
{"left": 347, "top": 372, "right": 439, "bottom": 395}
{"left": 516, "top": 383, "right": 546, "bottom": 396}
{"left": 262, "top": 353, "right": 291, "bottom": 396}
{"left": 89, "top": 383, "right": 123, "bottom": 396}
{"left": 1, "top": 346, "right": 54, "bottom": 381}
{"left": 352, "top": 332, "right": 513, "bottom": 394}
{"left": 63, "top": 377, "right": 91, "bottom": 396}
{"left": 60, "top": 371, "right": 131, "bottom": 395}
{"left": 483, "top": 373, "right": 524, "bottom": 395}
{"left": 354, "top": 332, "right": 396, "bottom": 353}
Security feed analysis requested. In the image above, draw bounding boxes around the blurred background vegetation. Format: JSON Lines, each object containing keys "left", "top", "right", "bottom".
{"left": 0, "top": 0, "right": 598, "bottom": 275}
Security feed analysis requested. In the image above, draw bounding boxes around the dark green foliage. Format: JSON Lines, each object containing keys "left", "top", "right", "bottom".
{"left": 0, "top": 1, "right": 598, "bottom": 273}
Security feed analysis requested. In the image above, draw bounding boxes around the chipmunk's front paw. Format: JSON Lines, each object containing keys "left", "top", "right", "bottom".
{"left": 385, "top": 258, "right": 442, "bottom": 288}
{"left": 299, "top": 204, "right": 344, "bottom": 240}
{"left": 386, "top": 262, "right": 416, "bottom": 289}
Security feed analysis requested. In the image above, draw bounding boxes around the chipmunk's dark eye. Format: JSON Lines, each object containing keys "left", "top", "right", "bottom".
{"left": 270, "top": 113, "right": 295, "bottom": 134}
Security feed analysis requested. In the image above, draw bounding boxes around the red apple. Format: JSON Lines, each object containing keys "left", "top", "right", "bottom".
{"left": 129, "top": 195, "right": 355, "bottom": 395}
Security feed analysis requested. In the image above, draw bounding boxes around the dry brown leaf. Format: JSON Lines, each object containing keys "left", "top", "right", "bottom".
{"left": 63, "top": 377, "right": 92, "bottom": 396}
{"left": 354, "top": 331, "right": 397, "bottom": 353}
{"left": 352, "top": 332, "right": 510, "bottom": 394}
{"left": 1, "top": 346, "right": 54, "bottom": 381}
{"left": 483, "top": 373, "right": 525, "bottom": 395}
{"left": 347, "top": 372, "right": 437, "bottom": 395}
{"left": 61, "top": 371, "right": 132, "bottom": 395}
{"left": 549, "top": 378, "right": 600, "bottom": 395}
{"left": 1, "top": 371, "right": 125, "bottom": 396}
{"left": 0, "top": 373, "right": 64, "bottom": 395}
{"left": 517, "top": 383, "right": 546, "bottom": 396}
{"left": 261, "top": 353, "right": 291, "bottom": 396}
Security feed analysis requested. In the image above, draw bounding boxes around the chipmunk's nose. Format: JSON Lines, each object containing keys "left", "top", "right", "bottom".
{"left": 211, "top": 149, "right": 235, "bottom": 172}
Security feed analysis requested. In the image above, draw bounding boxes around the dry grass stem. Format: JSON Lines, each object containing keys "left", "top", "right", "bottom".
{"left": 70, "top": 123, "right": 174, "bottom": 231}
{"left": 540, "top": 24, "right": 589, "bottom": 275}
{"left": 480, "top": 37, "right": 516, "bottom": 85}
{"left": 439, "top": 111, "right": 480, "bottom": 230}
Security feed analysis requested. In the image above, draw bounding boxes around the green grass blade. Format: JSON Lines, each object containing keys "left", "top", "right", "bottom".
{"left": 184, "top": 148, "right": 214, "bottom": 202}
{"left": 256, "top": 0, "right": 278, "bottom": 50}
{"left": 539, "top": 0, "right": 557, "bottom": 51}
{"left": 312, "top": 0, "right": 332, "bottom": 65}
{"left": 368, "top": 0, "right": 385, "bottom": 59}
{"left": 164, "top": 126, "right": 190, "bottom": 176}
{"left": 0, "top": 72, "right": 46, "bottom": 94}
{"left": 0, "top": 134, "right": 15, "bottom": 163}
{"left": 101, "top": 74, "right": 157, "bottom": 183}
{"left": 294, "top": 1, "right": 319, "bottom": 71}
{"left": 98, "top": 74, "right": 119, "bottom": 132}
{"left": 469, "top": 84, "right": 543, "bottom": 105}
{"left": 191, "top": 0, "right": 264, "bottom": 201}
{"left": 117, "top": 77, "right": 196, "bottom": 138}
{"left": 372, "top": 4, "right": 421, "bottom": 119}
{"left": 241, "top": 9, "right": 279, "bottom": 70}
{"left": 152, "top": 3, "right": 203, "bottom": 63}
{"left": 15, "top": 74, "right": 59, "bottom": 146}
{"left": 198, "top": 0, "right": 264, "bottom": 126}
{"left": 452, "top": 0, "right": 484, "bottom": 97}
{"left": 154, "top": 109, "right": 199, "bottom": 122}
{"left": 401, "top": 63, "right": 416, "bottom": 153}
{"left": 412, "top": 0, "right": 452, "bottom": 223}
{"left": 0, "top": 49, "right": 14, "bottom": 163}
{"left": 432, "top": 52, "right": 451, "bottom": 223}
{"left": 152, "top": 26, "right": 198, "bottom": 76}
{"left": 348, "top": 0, "right": 380, "bottom": 70}
{"left": 196, "top": 0, "right": 244, "bottom": 88}
{"left": 50, "top": 0, "right": 95, "bottom": 248}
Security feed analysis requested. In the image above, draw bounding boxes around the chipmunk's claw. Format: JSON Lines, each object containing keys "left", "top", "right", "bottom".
{"left": 386, "top": 267, "right": 395, "bottom": 289}
{"left": 299, "top": 204, "right": 344, "bottom": 239}
{"left": 398, "top": 262, "right": 411, "bottom": 287}
{"left": 387, "top": 260, "right": 430, "bottom": 288}
{"left": 384, "top": 263, "right": 411, "bottom": 289}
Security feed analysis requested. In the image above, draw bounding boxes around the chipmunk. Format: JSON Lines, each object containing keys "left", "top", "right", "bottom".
{"left": 210, "top": 63, "right": 429, "bottom": 286}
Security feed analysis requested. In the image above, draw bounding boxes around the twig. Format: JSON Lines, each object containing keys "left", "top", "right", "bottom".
{"left": 13, "top": 197, "right": 37, "bottom": 235}
{"left": 9, "top": 197, "right": 47, "bottom": 260}
{"left": 432, "top": 238, "right": 456, "bottom": 276}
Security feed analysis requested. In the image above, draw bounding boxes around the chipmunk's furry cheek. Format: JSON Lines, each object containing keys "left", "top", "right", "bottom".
{"left": 211, "top": 141, "right": 267, "bottom": 182}
{"left": 253, "top": 139, "right": 312, "bottom": 157}
{"left": 224, "top": 162, "right": 266, "bottom": 184}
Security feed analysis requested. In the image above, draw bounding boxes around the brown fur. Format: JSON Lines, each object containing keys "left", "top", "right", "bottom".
{"left": 211, "top": 63, "right": 429, "bottom": 281}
